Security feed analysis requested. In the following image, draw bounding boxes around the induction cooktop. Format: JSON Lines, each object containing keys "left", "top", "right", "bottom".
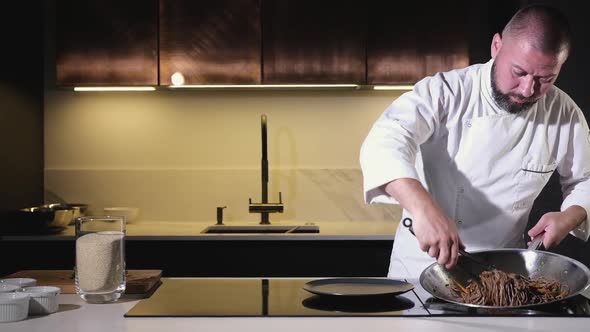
{"left": 124, "top": 278, "right": 590, "bottom": 317}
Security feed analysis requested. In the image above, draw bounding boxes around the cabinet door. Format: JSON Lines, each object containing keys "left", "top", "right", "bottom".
{"left": 159, "top": 0, "right": 261, "bottom": 85}
{"left": 262, "top": 0, "right": 366, "bottom": 84}
{"left": 56, "top": 0, "right": 158, "bottom": 86}
{"left": 1, "top": 2, "right": 43, "bottom": 210}
{"left": 367, "top": 1, "right": 470, "bottom": 85}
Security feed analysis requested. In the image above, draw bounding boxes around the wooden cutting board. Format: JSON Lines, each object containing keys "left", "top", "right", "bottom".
{"left": 5, "top": 270, "right": 162, "bottom": 296}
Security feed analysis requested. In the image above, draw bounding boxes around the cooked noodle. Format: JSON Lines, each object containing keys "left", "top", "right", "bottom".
{"left": 450, "top": 269, "right": 569, "bottom": 306}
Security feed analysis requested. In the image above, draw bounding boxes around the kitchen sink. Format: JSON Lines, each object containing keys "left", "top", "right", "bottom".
{"left": 201, "top": 225, "right": 320, "bottom": 234}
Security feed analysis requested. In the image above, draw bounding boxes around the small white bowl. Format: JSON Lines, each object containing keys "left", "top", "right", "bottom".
{"left": 0, "top": 278, "right": 37, "bottom": 288}
{"left": 0, "top": 284, "right": 20, "bottom": 293}
{"left": 0, "top": 292, "right": 30, "bottom": 322}
{"left": 19, "top": 286, "right": 60, "bottom": 315}
{"left": 103, "top": 207, "right": 140, "bottom": 223}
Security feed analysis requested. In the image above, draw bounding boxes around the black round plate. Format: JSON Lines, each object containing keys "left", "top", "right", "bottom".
{"left": 303, "top": 278, "right": 414, "bottom": 297}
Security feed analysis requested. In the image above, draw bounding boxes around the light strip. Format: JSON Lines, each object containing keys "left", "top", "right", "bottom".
{"left": 74, "top": 87, "right": 156, "bottom": 92}
{"left": 71, "top": 85, "right": 414, "bottom": 91}
{"left": 168, "top": 84, "right": 360, "bottom": 89}
{"left": 372, "top": 85, "right": 414, "bottom": 91}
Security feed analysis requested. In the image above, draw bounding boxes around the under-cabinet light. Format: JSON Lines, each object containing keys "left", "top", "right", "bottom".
{"left": 73, "top": 87, "right": 156, "bottom": 92}
{"left": 168, "top": 84, "right": 360, "bottom": 89}
{"left": 372, "top": 85, "right": 414, "bottom": 91}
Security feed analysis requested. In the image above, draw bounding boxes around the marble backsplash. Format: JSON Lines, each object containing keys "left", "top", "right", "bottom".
{"left": 45, "top": 168, "right": 401, "bottom": 223}
{"left": 43, "top": 89, "right": 406, "bottom": 225}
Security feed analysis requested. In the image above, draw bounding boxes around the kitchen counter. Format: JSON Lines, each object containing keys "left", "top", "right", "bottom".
{"left": 3, "top": 279, "right": 589, "bottom": 332}
{"left": 1, "top": 220, "right": 398, "bottom": 241}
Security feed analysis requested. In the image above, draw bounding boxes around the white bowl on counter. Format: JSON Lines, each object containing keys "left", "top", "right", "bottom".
{"left": 0, "top": 293, "right": 30, "bottom": 322}
{"left": 19, "top": 286, "right": 60, "bottom": 315}
{"left": 0, "top": 278, "right": 37, "bottom": 288}
{"left": 103, "top": 207, "right": 140, "bottom": 223}
{"left": 0, "top": 284, "right": 20, "bottom": 293}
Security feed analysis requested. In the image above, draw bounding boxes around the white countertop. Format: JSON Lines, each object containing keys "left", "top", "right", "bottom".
{"left": 2, "top": 220, "right": 398, "bottom": 241}
{"left": 3, "top": 294, "right": 589, "bottom": 332}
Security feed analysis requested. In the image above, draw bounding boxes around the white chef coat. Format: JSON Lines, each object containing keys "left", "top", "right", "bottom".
{"left": 360, "top": 58, "right": 590, "bottom": 279}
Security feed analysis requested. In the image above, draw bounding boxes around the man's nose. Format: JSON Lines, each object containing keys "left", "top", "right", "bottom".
{"left": 520, "top": 76, "right": 535, "bottom": 97}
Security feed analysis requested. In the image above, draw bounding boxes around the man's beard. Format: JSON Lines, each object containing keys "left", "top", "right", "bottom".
{"left": 491, "top": 62, "right": 538, "bottom": 114}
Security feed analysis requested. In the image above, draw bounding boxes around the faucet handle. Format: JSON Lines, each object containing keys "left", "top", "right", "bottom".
{"left": 216, "top": 206, "right": 227, "bottom": 225}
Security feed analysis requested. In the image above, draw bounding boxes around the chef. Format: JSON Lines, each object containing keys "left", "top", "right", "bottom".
{"left": 360, "top": 4, "right": 590, "bottom": 279}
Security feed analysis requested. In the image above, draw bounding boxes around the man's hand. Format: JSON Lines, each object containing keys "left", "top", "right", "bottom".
{"left": 528, "top": 205, "right": 587, "bottom": 249}
{"left": 385, "top": 178, "right": 463, "bottom": 269}
{"left": 411, "top": 208, "right": 463, "bottom": 269}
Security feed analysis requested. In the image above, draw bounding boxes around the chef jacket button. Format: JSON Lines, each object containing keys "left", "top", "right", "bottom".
{"left": 513, "top": 202, "right": 526, "bottom": 209}
{"left": 466, "top": 121, "right": 472, "bottom": 128}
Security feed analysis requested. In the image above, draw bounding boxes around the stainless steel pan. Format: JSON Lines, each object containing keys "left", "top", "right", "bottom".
{"left": 400, "top": 217, "right": 590, "bottom": 309}
{"left": 420, "top": 248, "right": 590, "bottom": 309}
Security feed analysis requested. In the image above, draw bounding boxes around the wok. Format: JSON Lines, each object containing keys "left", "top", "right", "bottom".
{"left": 420, "top": 248, "right": 590, "bottom": 309}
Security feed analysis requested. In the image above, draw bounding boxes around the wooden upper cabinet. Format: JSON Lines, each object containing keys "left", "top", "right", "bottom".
{"left": 262, "top": 0, "right": 366, "bottom": 84}
{"left": 367, "top": 1, "right": 470, "bottom": 85}
{"left": 55, "top": 0, "right": 158, "bottom": 86}
{"left": 159, "top": 0, "right": 261, "bottom": 85}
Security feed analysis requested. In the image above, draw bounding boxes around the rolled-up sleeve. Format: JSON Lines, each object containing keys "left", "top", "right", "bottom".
{"left": 360, "top": 77, "right": 444, "bottom": 204}
{"left": 559, "top": 107, "right": 590, "bottom": 241}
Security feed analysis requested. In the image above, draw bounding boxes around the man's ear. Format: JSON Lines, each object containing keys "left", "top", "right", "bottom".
{"left": 491, "top": 33, "right": 502, "bottom": 59}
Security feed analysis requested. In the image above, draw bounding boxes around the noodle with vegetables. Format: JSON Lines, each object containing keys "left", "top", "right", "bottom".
{"left": 450, "top": 269, "right": 569, "bottom": 306}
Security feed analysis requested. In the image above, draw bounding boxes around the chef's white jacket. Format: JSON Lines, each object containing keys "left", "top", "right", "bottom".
{"left": 360, "top": 58, "right": 590, "bottom": 279}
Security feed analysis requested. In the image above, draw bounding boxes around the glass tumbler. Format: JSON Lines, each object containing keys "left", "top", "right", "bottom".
{"left": 75, "top": 216, "right": 126, "bottom": 303}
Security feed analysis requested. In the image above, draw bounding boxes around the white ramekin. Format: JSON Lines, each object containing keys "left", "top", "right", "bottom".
{"left": 19, "top": 286, "right": 61, "bottom": 315}
{"left": 0, "top": 284, "right": 20, "bottom": 293}
{"left": 0, "top": 293, "right": 30, "bottom": 322}
{"left": 0, "top": 278, "right": 37, "bottom": 288}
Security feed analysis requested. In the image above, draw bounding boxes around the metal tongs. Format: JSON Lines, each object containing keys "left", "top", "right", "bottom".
{"left": 527, "top": 233, "right": 544, "bottom": 250}
{"left": 402, "top": 218, "right": 497, "bottom": 271}
{"left": 402, "top": 217, "right": 492, "bottom": 289}
{"left": 401, "top": 218, "right": 544, "bottom": 271}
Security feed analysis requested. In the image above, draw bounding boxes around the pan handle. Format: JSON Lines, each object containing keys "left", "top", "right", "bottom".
{"left": 406, "top": 217, "right": 545, "bottom": 251}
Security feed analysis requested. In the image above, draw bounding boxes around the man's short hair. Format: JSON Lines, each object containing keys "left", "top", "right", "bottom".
{"left": 503, "top": 4, "right": 571, "bottom": 55}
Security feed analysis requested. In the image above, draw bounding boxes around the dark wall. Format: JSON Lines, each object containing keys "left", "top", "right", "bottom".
{"left": 467, "top": 0, "right": 522, "bottom": 65}
{"left": 536, "top": 1, "right": 589, "bottom": 113}
{"left": 0, "top": 3, "right": 44, "bottom": 211}
{"left": 525, "top": 1, "right": 590, "bottom": 266}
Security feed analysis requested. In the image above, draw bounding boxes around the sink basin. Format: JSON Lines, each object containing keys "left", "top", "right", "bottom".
{"left": 201, "top": 225, "right": 320, "bottom": 234}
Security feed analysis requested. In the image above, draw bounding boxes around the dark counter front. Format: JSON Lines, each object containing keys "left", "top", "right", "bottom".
{"left": 0, "top": 238, "right": 393, "bottom": 277}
